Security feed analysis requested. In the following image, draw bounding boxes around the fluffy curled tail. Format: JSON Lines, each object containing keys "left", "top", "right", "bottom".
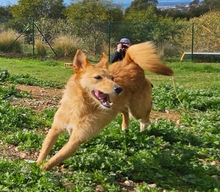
{"left": 124, "top": 42, "right": 173, "bottom": 76}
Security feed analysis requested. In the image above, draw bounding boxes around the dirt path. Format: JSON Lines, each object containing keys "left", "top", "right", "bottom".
{"left": 14, "top": 85, "right": 63, "bottom": 111}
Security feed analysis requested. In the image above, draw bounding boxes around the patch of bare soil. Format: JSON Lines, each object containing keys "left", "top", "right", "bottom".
{"left": 1, "top": 85, "right": 181, "bottom": 192}
{"left": 14, "top": 85, "right": 63, "bottom": 111}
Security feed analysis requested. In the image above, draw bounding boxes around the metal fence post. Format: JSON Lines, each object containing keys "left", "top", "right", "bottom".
{"left": 191, "top": 22, "right": 194, "bottom": 62}
{"left": 108, "top": 20, "right": 111, "bottom": 62}
{"left": 32, "top": 18, "right": 35, "bottom": 55}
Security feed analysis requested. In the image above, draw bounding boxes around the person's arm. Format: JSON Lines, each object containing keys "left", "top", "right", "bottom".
{"left": 110, "top": 51, "right": 122, "bottom": 63}
{"left": 110, "top": 43, "right": 123, "bottom": 63}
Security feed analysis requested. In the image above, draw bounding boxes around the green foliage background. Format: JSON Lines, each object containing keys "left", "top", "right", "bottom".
{"left": 0, "top": 0, "right": 220, "bottom": 59}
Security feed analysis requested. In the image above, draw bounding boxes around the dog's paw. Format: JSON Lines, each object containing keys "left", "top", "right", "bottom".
{"left": 121, "top": 126, "right": 128, "bottom": 131}
{"left": 140, "top": 122, "right": 148, "bottom": 132}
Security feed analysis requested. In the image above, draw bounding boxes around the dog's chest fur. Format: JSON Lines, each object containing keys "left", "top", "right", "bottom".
{"left": 52, "top": 76, "right": 117, "bottom": 140}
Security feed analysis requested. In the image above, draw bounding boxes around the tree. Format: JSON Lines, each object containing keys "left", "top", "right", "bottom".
{"left": 125, "top": 0, "right": 158, "bottom": 14}
{"left": 186, "top": 5, "right": 209, "bottom": 19}
{"left": 202, "top": 0, "right": 220, "bottom": 11}
{"left": 65, "top": 0, "right": 123, "bottom": 21}
{"left": 65, "top": 0, "right": 124, "bottom": 55}
{"left": 10, "top": 0, "right": 66, "bottom": 20}
{"left": 185, "top": 0, "right": 220, "bottom": 19}
{"left": 0, "top": 6, "right": 12, "bottom": 22}
{"left": 120, "top": 5, "right": 185, "bottom": 58}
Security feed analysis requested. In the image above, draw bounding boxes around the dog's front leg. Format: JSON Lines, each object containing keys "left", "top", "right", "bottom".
{"left": 140, "top": 119, "right": 149, "bottom": 132}
{"left": 41, "top": 132, "right": 82, "bottom": 170}
{"left": 121, "top": 109, "right": 129, "bottom": 131}
{"left": 37, "top": 126, "right": 63, "bottom": 164}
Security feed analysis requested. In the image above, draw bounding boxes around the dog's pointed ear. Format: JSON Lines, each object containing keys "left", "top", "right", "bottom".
{"left": 73, "top": 50, "right": 91, "bottom": 72}
{"left": 96, "top": 53, "right": 108, "bottom": 68}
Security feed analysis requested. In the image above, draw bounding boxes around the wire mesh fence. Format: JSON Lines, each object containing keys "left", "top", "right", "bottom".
{"left": 0, "top": 17, "right": 219, "bottom": 61}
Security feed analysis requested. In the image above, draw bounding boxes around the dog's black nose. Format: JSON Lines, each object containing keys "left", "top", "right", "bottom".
{"left": 114, "top": 86, "right": 122, "bottom": 94}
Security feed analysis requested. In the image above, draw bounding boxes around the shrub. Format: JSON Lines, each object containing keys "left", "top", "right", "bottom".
{"left": 0, "top": 30, "right": 23, "bottom": 53}
{"left": 158, "top": 42, "right": 181, "bottom": 59}
{"left": 35, "top": 39, "right": 47, "bottom": 57}
{"left": 0, "top": 69, "right": 10, "bottom": 81}
{"left": 52, "top": 35, "right": 82, "bottom": 57}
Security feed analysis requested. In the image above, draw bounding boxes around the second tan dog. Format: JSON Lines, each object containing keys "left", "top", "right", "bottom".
{"left": 37, "top": 42, "right": 173, "bottom": 170}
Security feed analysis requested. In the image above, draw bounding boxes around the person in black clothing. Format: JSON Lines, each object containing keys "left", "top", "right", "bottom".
{"left": 110, "top": 38, "right": 154, "bottom": 88}
{"left": 110, "top": 38, "right": 131, "bottom": 63}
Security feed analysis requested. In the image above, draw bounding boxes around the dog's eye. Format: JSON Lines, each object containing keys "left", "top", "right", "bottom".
{"left": 94, "top": 75, "right": 102, "bottom": 80}
{"left": 111, "top": 76, "right": 114, "bottom": 81}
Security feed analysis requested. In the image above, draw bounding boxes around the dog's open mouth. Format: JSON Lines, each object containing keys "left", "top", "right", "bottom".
{"left": 92, "top": 90, "right": 112, "bottom": 108}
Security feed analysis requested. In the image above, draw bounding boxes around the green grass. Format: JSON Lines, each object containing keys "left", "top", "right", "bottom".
{"left": 1, "top": 58, "right": 220, "bottom": 89}
{"left": 0, "top": 57, "right": 220, "bottom": 191}
{"left": 146, "top": 61, "right": 220, "bottom": 89}
{"left": 0, "top": 57, "right": 73, "bottom": 87}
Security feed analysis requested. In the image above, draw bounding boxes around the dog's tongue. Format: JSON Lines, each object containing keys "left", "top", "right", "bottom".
{"left": 94, "top": 90, "right": 105, "bottom": 99}
{"left": 93, "top": 90, "right": 112, "bottom": 108}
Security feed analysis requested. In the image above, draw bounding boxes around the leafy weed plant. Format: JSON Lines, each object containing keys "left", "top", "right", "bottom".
{"left": 8, "top": 73, "right": 61, "bottom": 88}
{"left": 153, "top": 83, "right": 220, "bottom": 111}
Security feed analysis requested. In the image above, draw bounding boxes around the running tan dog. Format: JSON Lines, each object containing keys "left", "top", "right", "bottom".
{"left": 37, "top": 42, "right": 173, "bottom": 170}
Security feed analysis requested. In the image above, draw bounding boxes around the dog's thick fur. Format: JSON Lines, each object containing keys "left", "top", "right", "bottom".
{"left": 37, "top": 42, "right": 173, "bottom": 170}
